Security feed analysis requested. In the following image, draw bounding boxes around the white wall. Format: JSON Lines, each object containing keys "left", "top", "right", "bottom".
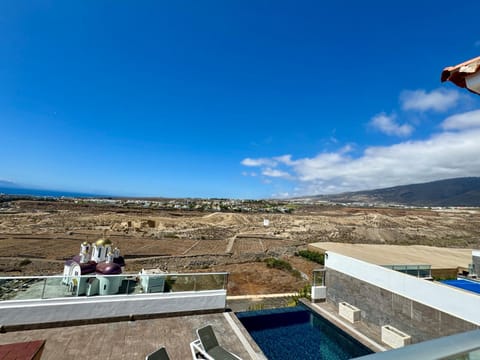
{"left": 311, "top": 286, "right": 326, "bottom": 300}
{"left": 325, "top": 252, "right": 480, "bottom": 325}
{"left": 0, "top": 290, "right": 226, "bottom": 327}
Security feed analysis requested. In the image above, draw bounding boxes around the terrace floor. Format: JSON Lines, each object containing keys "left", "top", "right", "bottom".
{"left": 0, "top": 311, "right": 266, "bottom": 360}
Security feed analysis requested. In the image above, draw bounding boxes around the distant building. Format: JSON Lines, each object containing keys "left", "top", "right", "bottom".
{"left": 470, "top": 250, "right": 480, "bottom": 278}
{"left": 62, "top": 238, "right": 126, "bottom": 296}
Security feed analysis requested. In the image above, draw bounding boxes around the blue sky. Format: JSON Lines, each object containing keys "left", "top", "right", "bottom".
{"left": 1, "top": 1, "right": 480, "bottom": 198}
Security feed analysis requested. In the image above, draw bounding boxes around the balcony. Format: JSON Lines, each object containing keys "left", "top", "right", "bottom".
{"left": 0, "top": 272, "right": 228, "bottom": 328}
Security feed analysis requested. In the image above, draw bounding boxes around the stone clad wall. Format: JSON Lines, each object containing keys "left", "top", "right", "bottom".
{"left": 430, "top": 268, "right": 458, "bottom": 279}
{"left": 325, "top": 269, "right": 477, "bottom": 344}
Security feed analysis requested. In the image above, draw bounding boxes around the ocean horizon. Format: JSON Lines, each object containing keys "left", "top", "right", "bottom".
{"left": 0, "top": 186, "right": 104, "bottom": 198}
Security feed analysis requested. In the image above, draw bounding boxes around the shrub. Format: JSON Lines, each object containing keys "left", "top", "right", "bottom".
{"left": 287, "top": 284, "right": 312, "bottom": 306}
{"left": 164, "top": 277, "right": 176, "bottom": 292}
{"left": 291, "top": 269, "right": 302, "bottom": 279}
{"left": 264, "top": 258, "right": 302, "bottom": 279}
{"left": 296, "top": 250, "right": 324, "bottom": 265}
{"left": 247, "top": 302, "right": 265, "bottom": 311}
{"left": 264, "top": 258, "right": 293, "bottom": 271}
{"left": 164, "top": 232, "right": 178, "bottom": 239}
{"left": 18, "top": 258, "right": 31, "bottom": 267}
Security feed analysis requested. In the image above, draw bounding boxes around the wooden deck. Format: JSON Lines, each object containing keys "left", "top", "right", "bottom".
{"left": 0, "top": 312, "right": 265, "bottom": 360}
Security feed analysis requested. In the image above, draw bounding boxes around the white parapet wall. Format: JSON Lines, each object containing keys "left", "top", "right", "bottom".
{"left": 339, "top": 301, "right": 361, "bottom": 323}
{"left": 325, "top": 252, "right": 480, "bottom": 325}
{"left": 0, "top": 290, "right": 226, "bottom": 327}
{"left": 311, "top": 286, "right": 326, "bottom": 301}
{"left": 381, "top": 325, "right": 412, "bottom": 348}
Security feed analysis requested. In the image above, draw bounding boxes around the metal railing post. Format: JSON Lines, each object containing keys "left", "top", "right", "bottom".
{"left": 41, "top": 278, "right": 47, "bottom": 299}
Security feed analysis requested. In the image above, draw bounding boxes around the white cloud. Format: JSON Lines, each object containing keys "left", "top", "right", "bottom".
{"left": 272, "top": 192, "right": 290, "bottom": 198}
{"left": 294, "top": 128, "right": 480, "bottom": 193}
{"left": 400, "top": 88, "right": 461, "bottom": 112}
{"left": 369, "top": 113, "right": 413, "bottom": 137}
{"left": 241, "top": 154, "right": 293, "bottom": 167}
{"left": 441, "top": 109, "right": 480, "bottom": 130}
{"left": 241, "top": 157, "right": 276, "bottom": 167}
{"left": 241, "top": 110, "right": 480, "bottom": 195}
{"left": 273, "top": 154, "right": 294, "bottom": 165}
{"left": 241, "top": 171, "right": 258, "bottom": 177}
{"left": 262, "top": 168, "right": 292, "bottom": 178}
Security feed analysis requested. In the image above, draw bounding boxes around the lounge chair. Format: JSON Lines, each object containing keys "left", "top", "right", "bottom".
{"left": 145, "top": 346, "right": 170, "bottom": 360}
{"left": 190, "top": 325, "right": 242, "bottom": 360}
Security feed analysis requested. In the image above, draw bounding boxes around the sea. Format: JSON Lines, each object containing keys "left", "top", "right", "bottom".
{"left": 0, "top": 186, "right": 102, "bottom": 198}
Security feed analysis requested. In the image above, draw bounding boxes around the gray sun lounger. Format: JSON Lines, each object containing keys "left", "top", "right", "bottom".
{"left": 190, "top": 325, "right": 242, "bottom": 360}
{"left": 145, "top": 346, "right": 170, "bottom": 360}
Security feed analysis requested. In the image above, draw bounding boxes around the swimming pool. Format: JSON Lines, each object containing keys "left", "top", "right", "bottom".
{"left": 236, "top": 305, "right": 373, "bottom": 360}
{"left": 442, "top": 279, "right": 480, "bottom": 295}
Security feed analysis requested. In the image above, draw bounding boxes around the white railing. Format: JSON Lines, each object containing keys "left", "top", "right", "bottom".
{"left": 0, "top": 272, "right": 229, "bottom": 327}
{"left": 0, "top": 272, "right": 229, "bottom": 302}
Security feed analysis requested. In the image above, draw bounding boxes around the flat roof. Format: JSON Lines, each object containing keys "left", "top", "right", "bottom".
{"left": 0, "top": 312, "right": 264, "bottom": 360}
{"left": 309, "top": 242, "right": 472, "bottom": 269}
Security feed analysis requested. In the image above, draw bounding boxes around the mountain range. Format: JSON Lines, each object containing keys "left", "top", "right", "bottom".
{"left": 308, "top": 177, "right": 480, "bottom": 207}
{"left": 3, "top": 177, "right": 480, "bottom": 206}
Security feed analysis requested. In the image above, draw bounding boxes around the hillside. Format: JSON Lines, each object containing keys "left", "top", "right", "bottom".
{"left": 314, "top": 177, "right": 480, "bottom": 206}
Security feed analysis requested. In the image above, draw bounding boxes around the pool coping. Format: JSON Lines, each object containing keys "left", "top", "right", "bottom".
{"left": 224, "top": 312, "right": 268, "bottom": 360}
{"left": 300, "top": 299, "right": 388, "bottom": 353}
{"left": 441, "top": 278, "right": 480, "bottom": 295}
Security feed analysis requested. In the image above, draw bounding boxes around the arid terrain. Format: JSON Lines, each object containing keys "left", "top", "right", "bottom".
{"left": 1, "top": 198, "right": 480, "bottom": 295}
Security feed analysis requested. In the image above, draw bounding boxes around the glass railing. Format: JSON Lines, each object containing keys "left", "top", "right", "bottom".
{"left": 468, "top": 263, "right": 476, "bottom": 277}
{"left": 312, "top": 269, "right": 325, "bottom": 286}
{"left": 0, "top": 272, "right": 228, "bottom": 302}
{"left": 353, "top": 329, "right": 480, "bottom": 360}
{"left": 382, "top": 264, "right": 432, "bottom": 278}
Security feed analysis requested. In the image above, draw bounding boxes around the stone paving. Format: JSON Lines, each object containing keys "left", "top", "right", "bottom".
{"left": 0, "top": 311, "right": 265, "bottom": 360}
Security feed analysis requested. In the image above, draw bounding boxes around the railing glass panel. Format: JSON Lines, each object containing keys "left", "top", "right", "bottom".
{"left": 313, "top": 269, "right": 325, "bottom": 286}
{"left": 0, "top": 272, "right": 228, "bottom": 301}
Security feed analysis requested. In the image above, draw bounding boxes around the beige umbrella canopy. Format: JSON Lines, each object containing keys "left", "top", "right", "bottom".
{"left": 441, "top": 56, "right": 480, "bottom": 95}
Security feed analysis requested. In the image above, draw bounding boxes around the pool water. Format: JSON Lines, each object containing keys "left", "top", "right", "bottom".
{"left": 442, "top": 279, "right": 480, "bottom": 295}
{"left": 236, "top": 305, "right": 373, "bottom": 360}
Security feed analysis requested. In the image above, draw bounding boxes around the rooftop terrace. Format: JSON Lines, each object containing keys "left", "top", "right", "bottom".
{"left": 309, "top": 243, "right": 472, "bottom": 269}
{"left": 0, "top": 311, "right": 265, "bottom": 359}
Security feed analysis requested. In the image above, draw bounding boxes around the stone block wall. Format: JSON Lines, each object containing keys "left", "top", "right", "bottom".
{"left": 325, "top": 269, "right": 477, "bottom": 344}
{"left": 431, "top": 268, "right": 458, "bottom": 280}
